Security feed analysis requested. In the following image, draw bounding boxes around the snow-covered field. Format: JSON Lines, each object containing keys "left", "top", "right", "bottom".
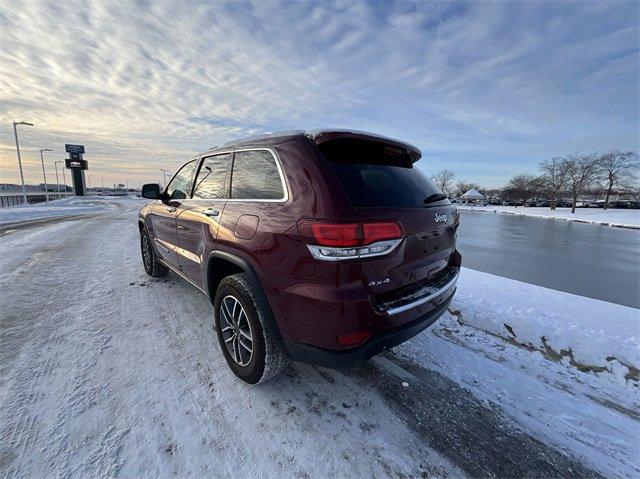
{"left": 0, "top": 198, "right": 638, "bottom": 478}
{"left": 0, "top": 195, "right": 144, "bottom": 225}
{"left": 457, "top": 204, "right": 640, "bottom": 229}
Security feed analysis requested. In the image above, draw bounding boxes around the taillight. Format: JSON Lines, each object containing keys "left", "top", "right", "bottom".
{"left": 362, "top": 222, "right": 404, "bottom": 245}
{"left": 310, "top": 222, "right": 361, "bottom": 247}
{"left": 298, "top": 220, "right": 404, "bottom": 261}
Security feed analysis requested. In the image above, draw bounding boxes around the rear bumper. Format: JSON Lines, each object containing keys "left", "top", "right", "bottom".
{"left": 283, "top": 288, "right": 455, "bottom": 369}
{"left": 375, "top": 266, "right": 459, "bottom": 315}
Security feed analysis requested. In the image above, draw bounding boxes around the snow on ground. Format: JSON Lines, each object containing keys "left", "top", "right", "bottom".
{"left": 0, "top": 195, "right": 144, "bottom": 225}
{"left": 452, "top": 268, "right": 640, "bottom": 386}
{"left": 397, "top": 312, "right": 640, "bottom": 479}
{"left": 0, "top": 199, "right": 638, "bottom": 478}
{"left": 457, "top": 204, "right": 640, "bottom": 229}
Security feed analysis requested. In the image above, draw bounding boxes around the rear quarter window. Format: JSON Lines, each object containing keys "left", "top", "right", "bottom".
{"left": 231, "top": 150, "right": 285, "bottom": 200}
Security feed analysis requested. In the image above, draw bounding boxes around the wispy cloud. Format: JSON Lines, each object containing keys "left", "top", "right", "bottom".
{"left": 0, "top": 0, "right": 637, "bottom": 187}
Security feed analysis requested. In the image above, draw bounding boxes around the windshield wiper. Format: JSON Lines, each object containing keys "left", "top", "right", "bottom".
{"left": 424, "top": 193, "right": 447, "bottom": 204}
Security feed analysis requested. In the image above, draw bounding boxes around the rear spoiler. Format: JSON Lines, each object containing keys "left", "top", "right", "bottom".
{"left": 305, "top": 130, "right": 422, "bottom": 163}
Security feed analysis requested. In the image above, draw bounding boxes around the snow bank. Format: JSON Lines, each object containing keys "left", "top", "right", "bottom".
{"left": 457, "top": 205, "right": 640, "bottom": 229}
{"left": 397, "top": 313, "right": 640, "bottom": 479}
{"left": 0, "top": 195, "right": 144, "bottom": 225}
{"left": 452, "top": 268, "right": 640, "bottom": 385}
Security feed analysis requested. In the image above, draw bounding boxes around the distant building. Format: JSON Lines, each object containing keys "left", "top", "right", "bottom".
{"left": 0, "top": 183, "right": 68, "bottom": 192}
{"left": 0, "top": 183, "right": 71, "bottom": 208}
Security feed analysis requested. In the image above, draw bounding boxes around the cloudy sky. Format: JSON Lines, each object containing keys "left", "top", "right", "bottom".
{"left": 1, "top": 0, "right": 638, "bottom": 188}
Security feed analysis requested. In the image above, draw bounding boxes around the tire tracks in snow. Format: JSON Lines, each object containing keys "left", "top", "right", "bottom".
{"left": 348, "top": 353, "right": 602, "bottom": 478}
{"left": 1, "top": 219, "right": 93, "bottom": 477}
{"left": 1, "top": 210, "right": 133, "bottom": 478}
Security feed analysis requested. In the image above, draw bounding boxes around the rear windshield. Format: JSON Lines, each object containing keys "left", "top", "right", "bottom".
{"left": 320, "top": 140, "right": 444, "bottom": 208}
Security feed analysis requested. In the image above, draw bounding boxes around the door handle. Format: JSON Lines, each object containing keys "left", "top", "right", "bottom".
{"left": 202, "top": 208, "right": 219, "bottom": 217}
{"left": 166, "top": 206, "right": 176, "bottom": 213}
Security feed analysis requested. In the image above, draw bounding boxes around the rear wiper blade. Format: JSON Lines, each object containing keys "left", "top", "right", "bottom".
{"left": 424, "top": 193, "right": 447, "bottom": 204}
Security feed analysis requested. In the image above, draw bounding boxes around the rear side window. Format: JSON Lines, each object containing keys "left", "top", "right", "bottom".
{"left": 231, "top": 150, "right": 285, "bottom": 200}
{"left": 193, "top": 153, "right": 231, "bottom": 199}
{"left": 320, "top": 140, "right": 442, "bottom": 208}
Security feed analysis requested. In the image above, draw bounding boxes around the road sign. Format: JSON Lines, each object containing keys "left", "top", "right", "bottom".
{"left": 65, "top": 144, "right": 85, "bottom": 154}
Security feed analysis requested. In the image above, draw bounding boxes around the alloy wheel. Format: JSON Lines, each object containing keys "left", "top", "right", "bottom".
{"left": 142, "top": 233, "right": 152, "bottom": 270}
{"left": 220, "top": 295, "right": 254, "bottom": 366}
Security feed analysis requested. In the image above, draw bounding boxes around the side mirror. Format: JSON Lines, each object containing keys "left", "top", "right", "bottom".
{"left": 141, "top": 183, "right": 161, "bottom": 199}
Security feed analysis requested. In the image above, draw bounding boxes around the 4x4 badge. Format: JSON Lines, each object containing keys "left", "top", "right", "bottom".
{"left": 368, "top": 278, "right": 390, "bottom": 287}
{"left": 434, "top": 213, "right": 448, "bottom": 223}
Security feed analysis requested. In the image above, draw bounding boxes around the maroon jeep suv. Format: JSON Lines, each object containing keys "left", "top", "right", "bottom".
{"left": 139, "top": 130, "right": 461, "bottom": 383}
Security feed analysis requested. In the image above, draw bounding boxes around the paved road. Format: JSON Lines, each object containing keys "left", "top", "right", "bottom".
{"left": 0, "top": 203, "right": 614, "bottom": 478}
{"left": 457, "top": 210, "right": 640, "bottom": 308}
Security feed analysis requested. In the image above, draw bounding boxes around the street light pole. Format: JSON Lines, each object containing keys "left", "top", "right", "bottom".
{"left": 54, "top": 161, "right": 63, "bottom": 199}
{"left": 40, "top": 148, "right": 53, "bottom": 202}
{"left": 159, "top": 168, "right": 170, "bottom": 188}
{"left": 61, "top": 165, "right": 67, "bottom": 195}
{"left": 13, "top": 121, "right": 34, "bottom": 204}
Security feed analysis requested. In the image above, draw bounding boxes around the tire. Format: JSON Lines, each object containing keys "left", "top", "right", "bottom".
{"left": 214, "top": 273, "right": 290, "bottom": 384}
{"left": 140, "top": 227, "right": 168, "bottom": 277}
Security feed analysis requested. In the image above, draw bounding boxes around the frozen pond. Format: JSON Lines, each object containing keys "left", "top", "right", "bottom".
{"left": 457, "top": 210, "right": 640, "bottom": 308}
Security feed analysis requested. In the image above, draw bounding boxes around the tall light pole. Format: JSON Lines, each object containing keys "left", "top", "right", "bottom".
{"left": 159, "top": 168, "right": 170, "bottom": 188}
{"left": 54, "top": 161, "right": 63, "bottom": 198}
{"left": 13, "top": 121, "right": 34, "bottom": 204}
{"left": 60, "top": 164, "right": 67, "bottom": 194}
{"left": 39, "top": 148, "right": 53, "bottom": 202}
{"left": 101, "top": 177, "right": 105, "bottom": 190}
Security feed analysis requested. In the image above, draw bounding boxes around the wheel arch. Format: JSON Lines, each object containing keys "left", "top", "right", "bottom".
{"left": 206, "top": 251, "right": 283, "bottom": 341}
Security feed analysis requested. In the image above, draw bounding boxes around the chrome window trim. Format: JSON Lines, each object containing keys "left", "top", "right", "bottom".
{"left": 226, "top": 147, "right": 289, "bottom": 203}
{"left": 385, "top": 270, "right": 459, "bottom": 315}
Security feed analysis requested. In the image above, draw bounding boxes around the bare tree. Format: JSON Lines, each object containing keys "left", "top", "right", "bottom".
{"left": 539, "top": 157, "right": 570, "bottom": 210}
{"left": 565, "top": 153, "right": 600, "bottom": 214}
{"left": 503, "top": 174, "right": 542, "bottom": 206}
{"left": 431, "top": 170, "right": 455, "bottom": 196}
{"left": 597, "top": 151, "right": 639, "bottom": 209}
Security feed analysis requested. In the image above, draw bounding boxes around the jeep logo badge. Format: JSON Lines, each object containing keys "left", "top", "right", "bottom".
{"left": 434, "top": 213, "right": 448, "bottom": 224}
